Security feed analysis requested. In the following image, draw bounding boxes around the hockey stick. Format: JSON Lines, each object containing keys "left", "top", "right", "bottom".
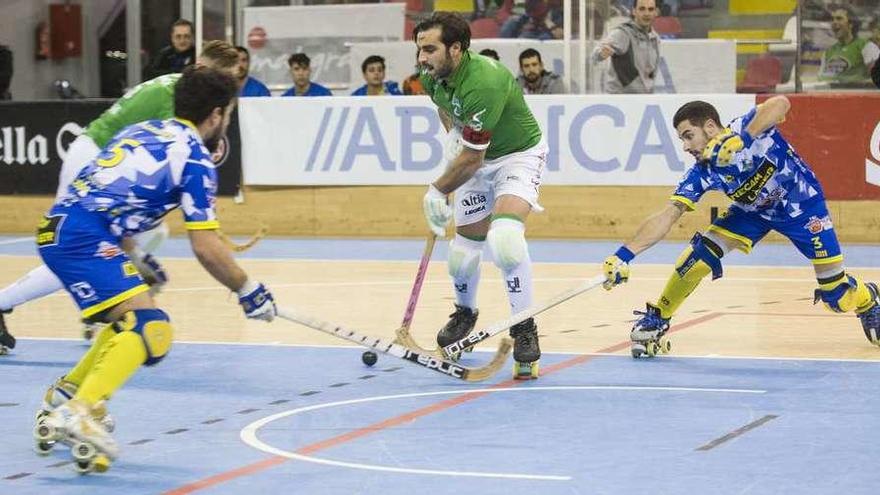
{"left": 393, "top": 235, "right": 439, "bottom": 352}
{"left": 276, "top": 307, "right": 511, "bottom": 382}
{"left": 441, "top": 274, "right": 607, "bottom": 358}
{"left": 219, "top": 224, "right": 268, "bottom": 253}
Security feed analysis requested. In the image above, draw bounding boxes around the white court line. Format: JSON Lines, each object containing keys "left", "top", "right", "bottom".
{"left": 0, "top": 237, "right": 32, "bottom": 246}
{"left": 241, "top": 386, "right": 765, "bottom": 482}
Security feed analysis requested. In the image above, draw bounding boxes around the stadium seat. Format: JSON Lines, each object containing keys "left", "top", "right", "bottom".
{"left": 736, "top": 54, "right": 782, "bottom": 94}
{"left": 470, "top": 18, "right": 500, "bottom": 39}
{"left": 404, "top": 18, "right": 415, "bottom": 40}
{"left": 653, "top": 16, "right": 682, "bottom": 39}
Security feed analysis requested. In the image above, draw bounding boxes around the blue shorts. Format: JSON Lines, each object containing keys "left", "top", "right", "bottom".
{"left": 37, "top": 204, "right": 149, "bottom": 319}
{"left": 707, "top": 199, "right": 843, "bottom": 266}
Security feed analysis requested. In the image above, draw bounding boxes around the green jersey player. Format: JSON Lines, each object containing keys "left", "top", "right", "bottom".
{"left": 0, "top": 41, "right": 240, "bottom": 350}
{"left": 415, "top": 12, "right": 547, "bottom": 379}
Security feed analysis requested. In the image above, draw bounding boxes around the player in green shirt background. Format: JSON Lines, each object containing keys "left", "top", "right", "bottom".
{"left": 818, "top": 5, "right": 879, "bottom": 84}
{"left": 415, "top": 12, "right": 548, "bottom": 379}
{"left": 0, "top": 41, "right": 241, "bottom": 350}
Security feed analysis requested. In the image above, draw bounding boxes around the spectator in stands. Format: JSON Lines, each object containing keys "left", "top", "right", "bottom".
{"left": 0, "top": 44, "right": 11, "bottom": 100}
{"left": 235, "top": 46, "right": 271, "bottom": 97}
{"left": 281, "top": 53, "right": 332, "bottom": 97}
{"left": 818, "top": 5, "right": 879, "bottom": 84}
{"left": 351, "top": 55, "right": 402, "bottom": 96}
{"left": 592, "top": 0, "right": 660, "bottom": 93}
{"left": 479, "top": 48, "right": 501, "bottom": 61}
{"left": 517, "top": 48, "right": 565, "bottom": 94}
{"left": 500, "top": 0, "right": 564, "bottom": 40}
{"left": 144, "top": 19, "right": 196, "bottom": 80}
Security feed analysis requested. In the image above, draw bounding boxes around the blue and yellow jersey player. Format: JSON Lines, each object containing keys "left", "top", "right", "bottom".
{"left": 31, "top": 66, "right": 277, "bottom": 472}
{"left": 601, "top": 96, "right": 880, "bottom": 358}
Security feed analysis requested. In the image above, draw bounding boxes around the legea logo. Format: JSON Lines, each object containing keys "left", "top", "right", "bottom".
{"left": 867, "top": 121, "right": 880, "bottom": 188}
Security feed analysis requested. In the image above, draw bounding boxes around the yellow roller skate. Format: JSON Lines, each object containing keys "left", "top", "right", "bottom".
{"left": 34, "top": 378, "right": 115, "bottom": 456}
{"left": 33, "top": 399, "right": 118, "bottom": 473}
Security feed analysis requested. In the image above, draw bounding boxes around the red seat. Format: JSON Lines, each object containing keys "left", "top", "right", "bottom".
{"left": 495, "top": 0, "right": 514, "bottom": 24}
{"left": 470, "top": 18, "right": 500, "bottom": 39}
{"left": 405, "top": 0, "right": 424, "bottom": 12}
{"left": 736, "top": 54, "right": 782, "bottom": 94}
{"left": 653, "top": 16, "right": 682, "bottom": 38}
{"left": 404, "top": 18, "right": 415, "bottom": 40}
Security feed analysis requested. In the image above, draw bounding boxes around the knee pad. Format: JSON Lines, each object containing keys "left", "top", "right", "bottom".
{"left": 131, "top": 222, "right": 169, "bottom": 254}
{"left": 676, "top": 233, "right": 724, "bottom": 280}
{"left": 115, "top": 309, "right": 173, "bottom": 366}
{"left": 814, "top": 274, "right": 860, "bottom": 313}
{"left": 448, "top": 235, "right": 483, "bottom": 280}
{"left": 487, "top": 218, "right": 528, "bottom": 272}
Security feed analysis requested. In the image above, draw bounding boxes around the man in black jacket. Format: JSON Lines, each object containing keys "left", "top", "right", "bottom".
{"left": 0, "top": 44, "right": 12, "bottom": 100}
{"left": 144, "top": 19, "right": 195, "bottom": 80}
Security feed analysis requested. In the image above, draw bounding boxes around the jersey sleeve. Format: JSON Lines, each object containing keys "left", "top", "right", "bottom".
{"left": 458, "top": 87, "right": 505, "bottom": 151}
{"left": 670, "top": 165, "right": 711, "bottom": 211}
{"left": 179, "top": 156, "right": 220, "bottom": 230}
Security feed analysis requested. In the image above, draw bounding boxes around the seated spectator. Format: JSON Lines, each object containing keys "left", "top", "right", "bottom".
{"left": 500, "top": 0, "right": 563, "bottom": 40}
{"left": 517, "top": 48, "right": 565, "bottom": 94}
{"left": 351, "top": 55, "right": 402, "bottom": 96}
{"left": 144, "top": 19, "right": 196, "bottom": 80}
{"left": 0, "top": 44, "right": 11, "bottom": 100}
{"left": 402, "top": 71, "right": 426, "bottom": 95}
{"left": 235, "top": 46, "right": 270, "bottom": 97}
{"left": 818, "top": 5, "right": 878, "bottom": 84}
{"left": 479, "top": 48, "right": 501, "bottom": 61}
{"left": 281, "top": 53, "right": 332, "bottom": 97}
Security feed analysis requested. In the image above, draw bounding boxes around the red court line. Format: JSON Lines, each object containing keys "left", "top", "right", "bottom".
{"left": 163, "top": 312, "right": 721, "bottom": 494}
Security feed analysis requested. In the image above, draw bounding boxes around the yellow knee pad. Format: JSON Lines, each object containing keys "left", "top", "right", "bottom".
{"left": 115, "top": 309, "right": 173, "bottom": 366}
{"left": 815, "top": 274, "right": 873, "bottom": 314}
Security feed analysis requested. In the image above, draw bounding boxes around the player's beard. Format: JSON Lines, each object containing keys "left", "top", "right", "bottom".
{"left": 428, "top": 49, "right": 454, "bottom": 80}
{"left": 204, "top": 130, "right": 224, "bottom": 154}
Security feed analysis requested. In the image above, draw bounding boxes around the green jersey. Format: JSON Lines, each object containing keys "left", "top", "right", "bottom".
{"left": 85, "top": 73, "right": 180, "bottom": 148}
{"left": 421, "top": 51, "right": 542, "bottom": 161}
{"left": 819, "top": 37, "right": 874, "bottom": 83}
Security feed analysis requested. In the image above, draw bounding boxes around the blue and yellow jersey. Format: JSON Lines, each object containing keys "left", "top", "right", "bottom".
{"left": 671, "top": 106, "right": 824, "bottom": 221}
{"left": 62, "top": 118, "right": 219, "bottom": 237}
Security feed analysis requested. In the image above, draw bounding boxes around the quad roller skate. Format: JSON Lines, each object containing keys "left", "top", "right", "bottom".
{"left": 858, "top": 282, "right": 880, "bottom": 346}
{"left": 511, "top": 318, "right": 540, "bottom": 379}
{"left": 437, "top": 304, "right": 478, "bottom": 360}
{"left": 630, "top": 303, "right": 672, "bottom": 359}
{"left": 0, "top": 310, "right": 16, "bottom": 355}
{"left": 33, "top": 399, "right": 117, "bottom": 474}
{"left": 34, "top": 378, "right": 115, "bottom": 456}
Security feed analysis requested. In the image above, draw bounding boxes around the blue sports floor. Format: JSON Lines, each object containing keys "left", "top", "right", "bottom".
{"left": 1, "top": 236, "right": 879, "bottom": 494}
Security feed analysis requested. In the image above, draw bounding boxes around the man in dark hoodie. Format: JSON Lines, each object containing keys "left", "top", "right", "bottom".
{"left": 144, "top": 19, "right": 196, "bottom": 80}
{"left": 517, "top": 48, "right": 565, "bottom": 94}
{"left": 592, "top": 0, "right": 660, "bottom": 94}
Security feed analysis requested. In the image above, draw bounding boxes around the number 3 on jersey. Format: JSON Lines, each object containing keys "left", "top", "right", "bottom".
{"left": 96, "top": 138, "right": 142, "bottom": 168}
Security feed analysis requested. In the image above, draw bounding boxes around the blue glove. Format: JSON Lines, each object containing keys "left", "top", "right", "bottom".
{"left": 237, "top": 281, "right": 276, "bottom": 322}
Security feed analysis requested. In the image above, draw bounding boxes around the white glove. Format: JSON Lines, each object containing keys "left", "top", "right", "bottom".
{"left": 236, "top": 280, "right": 276, "bottom": 322}
{"left": 423, "top": 184, "right": 451, "bottom": 238}
{"left": 443, "top": 127, "right": 463, "bottom": 167}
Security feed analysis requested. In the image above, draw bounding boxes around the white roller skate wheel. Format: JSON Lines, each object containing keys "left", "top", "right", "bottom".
{"left": 34, "top": 440, "right": 55, "bottom": 456}
{"left": 34, "top": 422, "right": 56, "bottom": 442}
{"left": 645, "top": 342, "right": 657, "bottom": 357}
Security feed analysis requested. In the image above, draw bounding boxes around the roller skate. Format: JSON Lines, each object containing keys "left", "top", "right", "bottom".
{"left": 511, "top": 318, "right": 540, "bottom": 380}
{"left": 0, "top": 309, "right": 16, "bottom": 355}
{"left": 630, "top": 303, "right": 672, "bottom": 359}
{"left": 857, "top": 282, "right": 880, "bottom": 346}
{"left": 33, "top": 399, "right": 117, "bottom": 474}
{"left": 437, "top": 304, "right": 478, "bottom": 360}
{"left": 34, "top": 378, "right": 115, "bottom": 456}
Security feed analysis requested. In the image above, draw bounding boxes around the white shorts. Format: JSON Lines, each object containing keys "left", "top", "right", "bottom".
{"left": 56, "top": 134, "right": 101, "bottom": 200}
{"left": 453, "top": 140, "right": 547, "bottom": 227}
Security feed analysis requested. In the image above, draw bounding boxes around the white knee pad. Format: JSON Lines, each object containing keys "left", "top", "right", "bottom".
{"left": 448, "top": 234, "right": 483, "bottom": 279}
{"left": 131, "top": 222, "right": 170, "bottom": 254}
{"left": 487, "top": 218, "right": 528, "bottom": 272}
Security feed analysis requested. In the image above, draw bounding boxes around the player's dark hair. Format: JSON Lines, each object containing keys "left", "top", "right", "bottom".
{"left": 673, "top": 100, "right": 721, "bottom": 129}
{"left": 235, "top": 45, "right": 249, "bottom": 57}
{"left": 174, "top": 65, "right": 238, "bottom": 125}
{"left": 830, "top": 4, "right": 860, "bottom": 34}
{"left": 361, "top": 55, "right": 385, "bottom": 74}
{"left": 413, "top": 11, "right": 471, "bottom": 52}
{"left": 171, "top": 19, "right": 194, "bottom": 34}
{"left": 518, "top": 48, "right": 542, "bottom": 65}
{"left": 479, "top": 48, "right": 500, "bottom": 61}
{"left": 288, "top": 52, "right": 310, "bottom": 68}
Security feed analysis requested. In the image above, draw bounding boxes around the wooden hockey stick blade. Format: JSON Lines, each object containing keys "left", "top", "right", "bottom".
{"left": 442, "top": 274, "right": 607, "bottom": 357}
{"left": 219, "top": 225, "right": 268, "bottom": 253}
{"left": 277, "top": 307, "right": 510, "bottom": 382}
{"left": 395, "top": 324, "right": 510, "bottom": 370}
